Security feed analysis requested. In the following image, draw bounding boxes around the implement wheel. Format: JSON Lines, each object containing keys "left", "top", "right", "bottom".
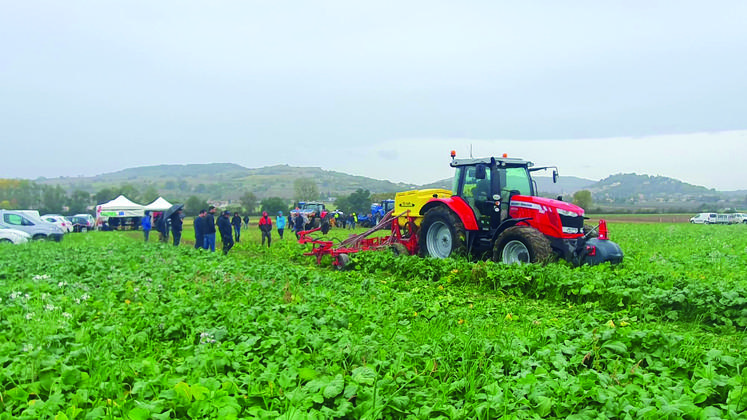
{"left": 335, "top": 254, "right": 350, "bottom": 270}
{"left": 493, "top": 226, "right": 553, "bottom": 265}
{"left": 418, "top": 207, "right": 466, "bottom": 259}
{"left": 390, "top": 243, "right": 408, "bottom": 256}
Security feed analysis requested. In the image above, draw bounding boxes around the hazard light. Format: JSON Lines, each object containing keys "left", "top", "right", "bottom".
{"left": 450, "top": 150, "right": 456, "bottom": 158}
{"left": 502, "top": 153, "right": 508, "bottom": 158}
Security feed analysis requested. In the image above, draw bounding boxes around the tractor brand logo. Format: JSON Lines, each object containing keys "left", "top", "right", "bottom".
{"left": 510, "top": 201, "right": 542, "bottom": 211}
{"left": 400, "top": 202, "right": 415, "bottom": 207}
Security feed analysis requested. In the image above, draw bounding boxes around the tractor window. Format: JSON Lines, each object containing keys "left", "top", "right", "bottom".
{"left": 461, "top": 166, "right": 492, "bottom": 202}
{"left": 452, "top": 167, "right": 463, "bottom": 194}
{"left": 500, "top": 167, "right": 532, "bottom": 200}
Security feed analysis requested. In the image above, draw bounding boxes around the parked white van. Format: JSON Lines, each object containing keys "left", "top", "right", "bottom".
{"left": 689, "top": 213, "right": 717, "bottom": 224}
{"left": 0, "top": 210, "right": 65, "bottom": 241}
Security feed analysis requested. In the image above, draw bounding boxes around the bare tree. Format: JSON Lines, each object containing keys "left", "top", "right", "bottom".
{"left": 294, "top": 178, "right": 319, "bottom": 202}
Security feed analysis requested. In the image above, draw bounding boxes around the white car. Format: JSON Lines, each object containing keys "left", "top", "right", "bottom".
{"left": 0, "top": 226, "right": 31, "bottom": 244}
{"left": 41, "top": 214, "right": 74, "bottom": 233}
{"left": 689, "top": 213, "right": 717, "bottom": 224}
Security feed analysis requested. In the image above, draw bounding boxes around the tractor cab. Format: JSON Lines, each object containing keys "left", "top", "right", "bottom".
{"left": 450, "top": 156, "right": 541, "bottom": 235}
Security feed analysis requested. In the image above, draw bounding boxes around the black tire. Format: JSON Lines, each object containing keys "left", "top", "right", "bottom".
{"left": 0, "top": 238, "right": 12, "bottom": 244}
{"left": 32, "top": 234, "right": 47, "bottom": 241}
{"left": 493, "top": 226, "right": 553, "bottom": 265}
{"left": 418, "top": 207, "right": 466, "bottom": 258}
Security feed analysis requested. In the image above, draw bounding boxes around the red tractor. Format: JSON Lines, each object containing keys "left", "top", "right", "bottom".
{"left": 415, "top": 152, "right": 623, "bottom": 265}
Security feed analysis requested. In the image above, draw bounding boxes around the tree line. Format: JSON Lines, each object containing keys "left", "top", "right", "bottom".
{"left": 0, "top": 177, "right": 397, "bottom": 218}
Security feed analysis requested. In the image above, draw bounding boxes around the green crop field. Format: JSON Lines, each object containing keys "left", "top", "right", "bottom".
{"left": 1, "top": 223, "right": 747, "bottom": 419}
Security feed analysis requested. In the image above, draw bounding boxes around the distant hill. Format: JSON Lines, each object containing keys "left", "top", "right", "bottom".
{"left": 36, "top": 163, "right": 746, "bottom": 211}
{"left": 590, "top": 173, "right": 713, "bottom": 200}
{"left": 92, "top": 163, "right": 250, "bottom": 181}
{"left": 38, "top": 163, "right": 419, "bottom": 201}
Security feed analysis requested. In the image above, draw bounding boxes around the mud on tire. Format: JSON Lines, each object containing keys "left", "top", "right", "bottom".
{"left": 493, "top": 226, "right": 553, "bottom": 264}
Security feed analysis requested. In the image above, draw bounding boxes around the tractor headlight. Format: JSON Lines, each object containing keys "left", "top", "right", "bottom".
{"left": 557, "top": 209, "right": 580, "bottom": 218}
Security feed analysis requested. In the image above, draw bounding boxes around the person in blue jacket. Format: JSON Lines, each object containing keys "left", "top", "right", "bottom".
{"left": 276, "top": 211, "right": 287, "bottom": 239}
{"left": 141, "top": 211, "right": 152, "bottom": 242}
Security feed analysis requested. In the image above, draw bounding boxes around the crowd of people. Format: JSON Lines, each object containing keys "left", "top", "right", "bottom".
{"left": 139, "top": 206, "right": 290, "bottom": 255}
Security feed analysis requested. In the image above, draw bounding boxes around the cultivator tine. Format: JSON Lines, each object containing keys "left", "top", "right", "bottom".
{"left": 339, "top": 211, "right": 404, "bottom": 248}
{"left": 300, "top": 210, "right": 417, "bottom": 266}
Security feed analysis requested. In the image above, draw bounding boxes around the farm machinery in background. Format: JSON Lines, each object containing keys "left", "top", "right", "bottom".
{"left": 299, "top": 151, "right": 623, "bottom": 268}
{"left": 358, "top": 199, "right": 396, "bottom": 228}
{"left": 293, "top": 201, "right": 330, "bottom": 230}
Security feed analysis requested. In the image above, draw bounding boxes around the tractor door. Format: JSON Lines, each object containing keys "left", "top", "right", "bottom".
{"left": 459, "top": 164, "right": 500, "bottom": 231}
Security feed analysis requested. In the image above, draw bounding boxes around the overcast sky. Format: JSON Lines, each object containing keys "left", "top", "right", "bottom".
{"left": 2, "top": 1, "right": 746, "bottom": 190}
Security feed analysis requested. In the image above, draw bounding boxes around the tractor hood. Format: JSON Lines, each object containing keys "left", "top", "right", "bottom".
{"left": 509, "top": 195, "right": 585, "bottom": 217}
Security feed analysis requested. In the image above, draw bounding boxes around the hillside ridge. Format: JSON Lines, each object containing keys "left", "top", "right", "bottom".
{"left": 34, "top": 162, "right": 745, "bottom": 211}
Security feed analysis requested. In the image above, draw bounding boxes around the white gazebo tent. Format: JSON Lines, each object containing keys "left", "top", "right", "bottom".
{"left": 144, "top": 197, "right": 173, "bottom": 212}
{"left": 96, "top": 195, "right": 145, "bottom": 222}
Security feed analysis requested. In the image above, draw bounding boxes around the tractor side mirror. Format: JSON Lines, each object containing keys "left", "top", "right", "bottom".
{"left": 475, "top": 164, "right": 486, "bottom": 180}
{"left": 552, "top": 169, "right": 559, "bottom": 183}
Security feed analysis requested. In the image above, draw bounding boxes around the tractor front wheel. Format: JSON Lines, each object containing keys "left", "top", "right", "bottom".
{"left": 418, "top": 207, "right": 466, "bottom": 259}
{"left": 493, "top": 226, "right": 553, "bottom": 264}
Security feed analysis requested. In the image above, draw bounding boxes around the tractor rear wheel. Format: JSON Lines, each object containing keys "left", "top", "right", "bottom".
{"left": 493, "top": 226, "right": 553, "bottom": 265}
{"left": 418, "top": 207, "right": 466, "bottom": 259}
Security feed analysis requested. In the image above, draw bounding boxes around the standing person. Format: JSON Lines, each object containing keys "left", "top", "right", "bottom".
{"left": 276, "top": 211, "right": 286, "bottom": 239}
{"left": 170, "top": 209, "right": 183, "bottom": 246}
{"left": 231, "top": 212, "right": 242, "bottom": 243}
{"left": 204, "top": 206, "right": 216, "bottom": 252}
{"left": 155, "top": 213, "right": 165, "bottom": 241}
{"left": 194, "top": 209, "right": 206, "bottom": 250}
{"left": 243, "top": 214, "right": 249, "bottom": 230}
{"left": 141, "top": 211, "right": 152, "bottom": 242}
{"left": 258, "top": 211, "right": 273, "bottom": 247}
{"left": 293, "top": 210, "right": 305, "bottom": 239}
{"left": 217, "top": 210, "right": 234, "bottom": 255}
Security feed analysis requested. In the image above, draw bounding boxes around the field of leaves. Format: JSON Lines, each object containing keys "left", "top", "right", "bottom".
{"left": 1, "top": 223, "right": 746, "bottom": 419}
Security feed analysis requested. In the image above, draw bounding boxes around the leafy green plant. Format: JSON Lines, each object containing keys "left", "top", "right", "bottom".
{"left": 0, "top": 223, "right": 746, "bottom": 418}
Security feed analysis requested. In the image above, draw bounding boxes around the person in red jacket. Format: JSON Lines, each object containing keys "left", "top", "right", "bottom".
{"left": 258, "top": 211, "right": 273, "bottom": 247}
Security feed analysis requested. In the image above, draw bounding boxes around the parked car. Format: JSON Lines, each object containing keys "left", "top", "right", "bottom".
{"left": 70, "top": 214, "right": 96, "bottom": 232}
{"left": 0, "top": 225, "right": 31, "bottom": 244}
{"left": 689, "top": 213, "right": 717, "bottom": 224}
{"left": 41, "top": 214, "right": 74, "bottom": 233}
{"left": 0, "top": 210, "right": 64, "bottom": 241}
{"left": 732, "top": 213, "right": 747, "bottom": 224}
